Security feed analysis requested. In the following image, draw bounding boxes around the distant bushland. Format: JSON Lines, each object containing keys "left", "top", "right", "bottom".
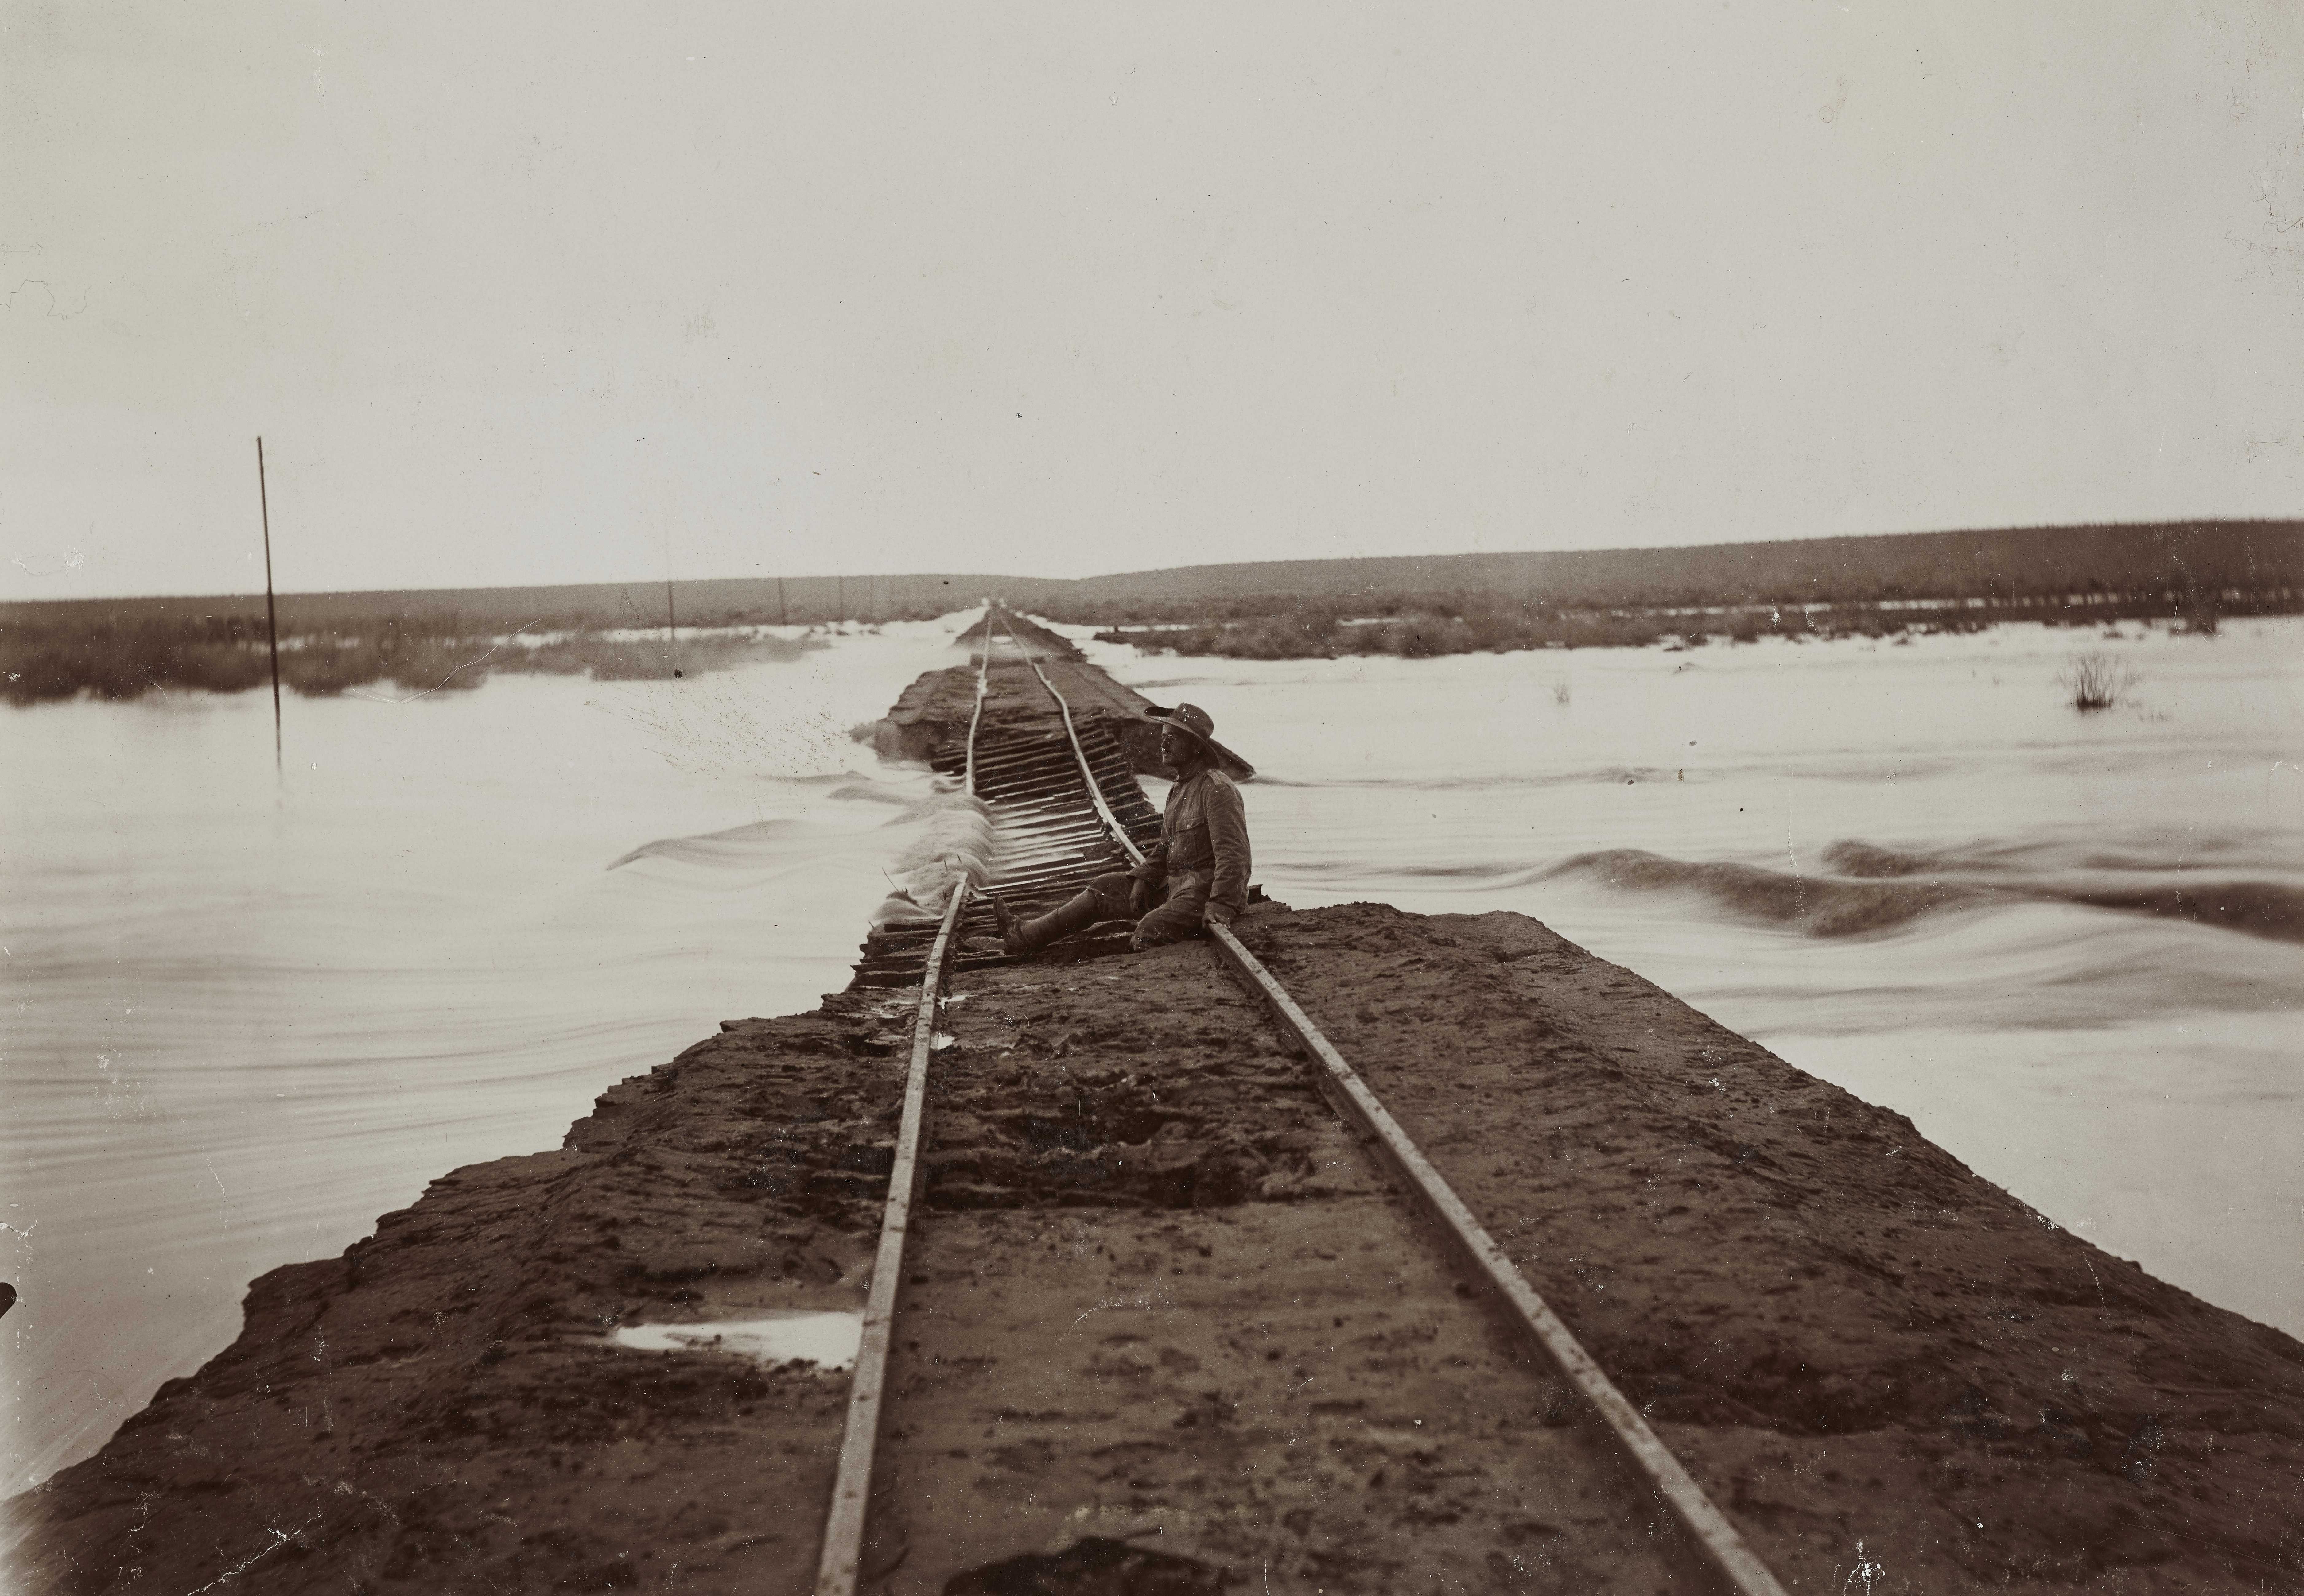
{"left": 3, "top": 614, "right": 280, "bottom": 704}
{"left": 1087, "top": 592, "right": 2005, "bottom": 661}
{"left": 2, "top": 571, "right": 925, "bottom": 705}
{"left": 8, "top": 517, "right": 2297, "bottom": 696}
{"left": 1046, "top": 520, "right": 2300, "bottom": 661}
{"left": 1036, "top": 518, "right": 2303, "bottom": 618}
{"left": 0, "top": 609, "right": 822, "bottom": 707}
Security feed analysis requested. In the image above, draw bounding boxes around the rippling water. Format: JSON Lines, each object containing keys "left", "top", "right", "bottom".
{"left": 5, "top": 610, "right": 2298, "bottom": 1493}
{"left": 1070, "top": 616, "right": 2304, "bottom": 1348}
{"left": 0, "top": 618, "right": 987, "bottom": 1489}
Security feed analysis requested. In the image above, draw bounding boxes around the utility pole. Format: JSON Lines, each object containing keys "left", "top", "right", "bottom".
{"left": 778, "top": 575, "right": 789, "bottom": 627}
{"left": 665, "top": 578, "right": 677, "bottom": 643}
{"left": 256, "top": 437, "right": 282, "bottom": 779}
{"left": 836, "top": 573, "right": 845, "bottom": 624}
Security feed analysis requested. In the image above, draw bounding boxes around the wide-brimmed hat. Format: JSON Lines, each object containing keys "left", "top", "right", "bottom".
{"left": 1139, "top": 701, "right": 1255, "bottom": 779}
{"left": 1143, "top": 702, "right": 1217, "bottom": 742}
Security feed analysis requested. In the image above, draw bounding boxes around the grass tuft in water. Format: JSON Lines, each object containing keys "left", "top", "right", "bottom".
{"left": 2059, "top": 651, "right": 2139, "bottom": 712}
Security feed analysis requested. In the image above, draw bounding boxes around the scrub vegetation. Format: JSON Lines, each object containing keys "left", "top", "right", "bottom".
{"left": 1034, "top": 518, "right": 2298, "bottom": 661}
{"left": 1034, "top": 518, "right": 2299, "bottom": 618}
{"left": 7, "top": 517, "right": 2295, "bottom": 700}
{"left": 1080, "top": 593, "right": 1991, "bottom": 661}
{"left": 0, "top": 610, "right": 821, "bottom": 707}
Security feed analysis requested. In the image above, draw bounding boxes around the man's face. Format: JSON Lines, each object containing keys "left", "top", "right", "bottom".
{"left": 1160, "top": 723, "right": 1191, "bottom": 769}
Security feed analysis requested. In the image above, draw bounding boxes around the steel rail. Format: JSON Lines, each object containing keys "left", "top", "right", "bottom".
{"left": 962, "top": 605, "right": 994, "bottom": 794}
{"left": 1206, "top": 930, "right": 1790, "bottom": 1596}
{"left": 995, "top": 612, "right": 1147, "bottom": 868}
{"left": 813, "top": 610, "right": 994, "bottom": 1596}
{"left": 990, "top": 606, "right": 1791, "bottom": 1596}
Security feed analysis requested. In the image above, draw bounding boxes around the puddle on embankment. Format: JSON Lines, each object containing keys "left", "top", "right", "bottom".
{"left": 612, "top": 1311, "right": 865, "bottom": 1370}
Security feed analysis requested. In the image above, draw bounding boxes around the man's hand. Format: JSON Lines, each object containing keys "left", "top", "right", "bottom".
{"left": 1202, "top": 904, "right": 1235, "bottom": 931}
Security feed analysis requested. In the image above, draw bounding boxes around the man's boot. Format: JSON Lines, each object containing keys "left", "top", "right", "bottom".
{"left": 995, "top": 890, "right": 1103, "bottom": 956}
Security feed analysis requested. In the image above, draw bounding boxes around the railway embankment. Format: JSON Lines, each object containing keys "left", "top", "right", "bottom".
{"left": 16, "top": 902, "right": 2303, "bottom": 1593}
{"left": 14, "top": 624, "right": 2303, "bottom": 1594}
{"left": 872, "top": 611, "right": 1255, "bottom": 782}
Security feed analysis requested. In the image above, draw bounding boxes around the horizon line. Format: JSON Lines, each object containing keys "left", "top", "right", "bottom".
{"left": 5, "top": 513, "right": 2298, "bottom": 609}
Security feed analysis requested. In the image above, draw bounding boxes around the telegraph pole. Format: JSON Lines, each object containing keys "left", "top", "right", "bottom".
{"left": 256, "top": 437, "right": 282, "bottom": 778}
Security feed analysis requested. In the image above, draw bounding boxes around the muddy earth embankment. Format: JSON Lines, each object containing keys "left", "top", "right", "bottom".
{"left": 10, "top": 904, "right": 2302, "bottom": 1594}
{"left": 871, "top": 614, "right": 1255, "bottom": 781}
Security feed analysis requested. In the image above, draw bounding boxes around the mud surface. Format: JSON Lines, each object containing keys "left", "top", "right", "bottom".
{"left": 7, "top": 997, "right": 916, "bottom": 1595}
{"left": 878, "top": 953, "right": 1686, "bottom": 1594}
{"left": 12, "top": 904, "right": 2302, "bottom": 1594}
{"left": 1241, "top": 904, "right": 2304, "bottom": 1591}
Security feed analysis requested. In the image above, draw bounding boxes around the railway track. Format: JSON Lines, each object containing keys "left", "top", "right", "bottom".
{"left": 817, "top": 607, "right": 1788, "bottom": 1595}
{"left": 849, "top": 613, "right": 1162, "bottom": 990}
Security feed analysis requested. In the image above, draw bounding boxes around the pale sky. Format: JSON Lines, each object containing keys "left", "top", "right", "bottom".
{"left": 4, "top": 1, "right": 2300, "bottom": 600}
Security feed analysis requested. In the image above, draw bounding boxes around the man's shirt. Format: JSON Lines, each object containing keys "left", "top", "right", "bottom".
{"left": 1136, "top": 766, "right": 1251, "bottom": 925}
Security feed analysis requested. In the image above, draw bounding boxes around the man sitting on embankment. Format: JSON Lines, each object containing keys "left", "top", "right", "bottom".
{"left": 994, "top": 703, "right": 1250, "bottom": 955}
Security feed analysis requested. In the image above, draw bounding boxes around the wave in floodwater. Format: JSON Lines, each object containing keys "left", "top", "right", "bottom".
{"left": 1065, "top": 617, "right": 2304, "bottom": 1345}
{"left": 1546, "top": 841, "right": 2304, "bottom": 944}
{"left": 1282, "top": 835, "right": 2304, "bottom": 945}
{"left": 1247, "top": 767, "right": 1678, "bottom": 791}
{"left": 609, "top": 784, "right": 995, "bottom": 929}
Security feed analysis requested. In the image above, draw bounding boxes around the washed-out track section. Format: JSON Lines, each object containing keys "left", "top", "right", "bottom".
{"left": 814, "top": 607, "right": 1789, "bottom": 1594}
{"left": 849, "top": 613, "right": 1163, "bottom": 991}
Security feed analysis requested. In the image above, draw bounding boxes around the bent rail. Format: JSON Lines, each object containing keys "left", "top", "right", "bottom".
{"left": 997, "top": 606, "right": 1791, "bottom": 1596}
{"left": 961, "top": 605, "right": 993, "bottom": 795}
{"left": 998, "top": 613, "right": 1147, "bottom": 867}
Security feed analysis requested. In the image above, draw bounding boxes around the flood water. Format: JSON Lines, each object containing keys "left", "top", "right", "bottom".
{"left": 1072, "top": 616, "right": 2303, "bottom": 1347}
{"left": 4, "top": 609, "right": 2299, "bottom": 1493}
{"left": 1, "top": 618, "right": 982, "bottom": 1491}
